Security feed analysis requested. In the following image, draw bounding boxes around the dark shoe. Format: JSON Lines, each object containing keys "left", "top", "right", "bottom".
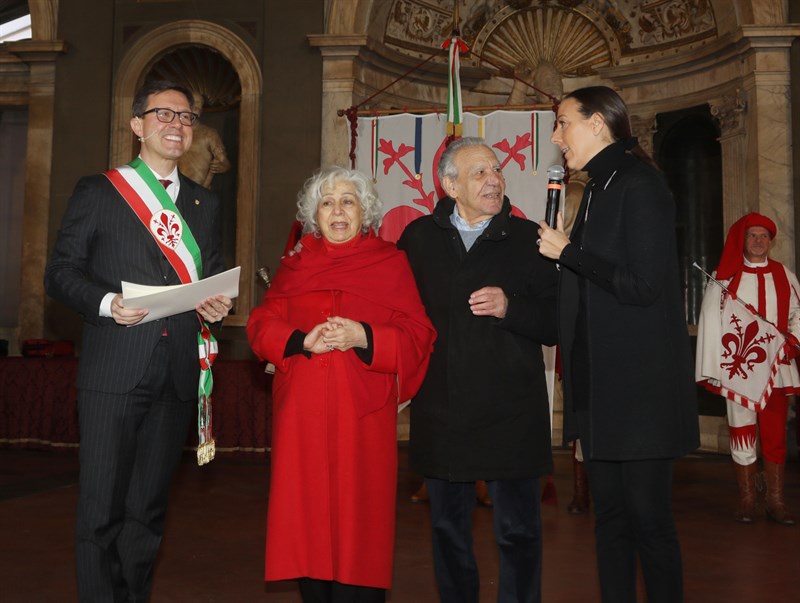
{"left": 410, "top": 482, "right": 428, "bottom": 504}
{"left": 733, "top": 462, "right": 757, "bottom": 523}
{"left": 567, "top": 458, "right": 590, "bottom": 514}
{"left": 763, "top": 460, "right": 795, "bottom": 526}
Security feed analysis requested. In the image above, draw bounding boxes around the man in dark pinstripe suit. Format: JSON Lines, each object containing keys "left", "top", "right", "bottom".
{"left": 45, "top": 80, "right": 231, "bottom": 602}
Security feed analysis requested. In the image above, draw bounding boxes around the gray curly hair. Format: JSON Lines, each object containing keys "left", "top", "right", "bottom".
{"left": 296, "top": 166, "right": 383, "bottom": 235}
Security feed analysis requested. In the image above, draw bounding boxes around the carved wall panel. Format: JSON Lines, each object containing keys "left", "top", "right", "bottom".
{"left": 382, "top": 0, "right": 717, "bottom": 68}
{"left": 471, "top": 5, "right": 616, "bottom": 77}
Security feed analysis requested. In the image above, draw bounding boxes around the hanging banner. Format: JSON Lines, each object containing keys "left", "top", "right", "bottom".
{"left": 355, "top": 110, "right": 561, "bottom": 242}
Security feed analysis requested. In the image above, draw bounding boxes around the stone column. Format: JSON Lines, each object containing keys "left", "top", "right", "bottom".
{"left": 308, "top": 34, "right": 368, "bottom": 167}
{"left": 734, "top": 26, "right": 797, "bottom": 269}
{"left": 8, "top": 42, "right": 66, "bottom": 345}
{"left": 710, "top": 90, "right": 748, "bottom": 235}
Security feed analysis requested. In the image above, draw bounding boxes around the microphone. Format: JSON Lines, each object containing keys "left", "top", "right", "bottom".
{"left": 545, "top": 164, "right": 565, "bottom": 229}
{"left": 256, "top": 266, "right": 271, "bottom": 288}
{"left": 137, "top": 130, "right": 159, "bottom": 143}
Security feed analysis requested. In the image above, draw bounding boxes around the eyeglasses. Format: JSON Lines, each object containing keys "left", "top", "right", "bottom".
{"left": 139, "top": 108, "right": 198, "bottom": 126}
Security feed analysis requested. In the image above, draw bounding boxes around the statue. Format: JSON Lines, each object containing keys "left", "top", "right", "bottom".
{"left": 178, "top": 96, "right": 231, "bottom": 188}
{"left": 505, "top": 61, "right": 536, "bottom": 106}
{"left": 562, "top": 170, "right": 589, "bottom": 236}
{"left": 505, "top": 59, "right": 563, "bottom": 106}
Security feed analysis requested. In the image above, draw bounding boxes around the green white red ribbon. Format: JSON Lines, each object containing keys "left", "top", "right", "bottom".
{"left": 442, "top": 36, "right": 468, "bottom": 137}
{"left": 106, "top": 157, "right": 217, "bottom": 465}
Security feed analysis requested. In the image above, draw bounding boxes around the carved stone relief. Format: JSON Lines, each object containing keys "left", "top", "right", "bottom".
{"left": 383, "top": 1, "right": 717, "bottom": 65}
{"left": 709, "top": 89, "right": 747, "bottom": 138}
{"left": 630, "top": 113, "right": 656, "bottom": 157}
{"left": 472, "top": 5, "right": 616, "bottom": 77}
{"left": 709, "top": 90, "right": 749, "bottom": 231}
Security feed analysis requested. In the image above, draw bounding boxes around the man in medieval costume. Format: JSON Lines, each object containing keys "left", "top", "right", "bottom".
{"left": 696, "top": 212, "right": 798, "bottom": 525}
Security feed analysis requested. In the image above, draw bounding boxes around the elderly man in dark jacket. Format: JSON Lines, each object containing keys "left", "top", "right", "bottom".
{"left": 397, "top": 137, "right": 558, "bottom": 603}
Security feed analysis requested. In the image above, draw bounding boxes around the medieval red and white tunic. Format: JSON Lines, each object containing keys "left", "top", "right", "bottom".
{"left": 696, "top": 259, "right": 800, "bottom": 404}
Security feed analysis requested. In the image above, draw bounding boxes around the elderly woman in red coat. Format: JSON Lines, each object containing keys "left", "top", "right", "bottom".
{"left": 246, "top": 166, "right": 436, "bottom": 603}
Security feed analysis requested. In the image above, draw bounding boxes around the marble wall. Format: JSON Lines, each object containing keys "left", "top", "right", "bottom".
{"left": 313, "top": 0, "right": 800, "bottom": 450}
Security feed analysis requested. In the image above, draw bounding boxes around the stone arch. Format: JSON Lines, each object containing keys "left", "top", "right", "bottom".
{"left": 326, "top": 0, "right": 371, "bottom": 34}
{"left": 110, "top": 20, "right": 261, "bottom": 325}
{"left": 28, "top": 0, "right": 58, "bottom": 41}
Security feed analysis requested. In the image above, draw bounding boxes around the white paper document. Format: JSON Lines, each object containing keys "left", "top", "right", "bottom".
{"left": 122, "top": 266, "right": 241, "bottom": 325}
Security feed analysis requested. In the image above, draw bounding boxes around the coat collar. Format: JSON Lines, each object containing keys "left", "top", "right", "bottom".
{"left": 584, "top": 141, "right": 636, "bottom": 185}
{"left": 432, "top": 196, "right": 513, "bottom": 241}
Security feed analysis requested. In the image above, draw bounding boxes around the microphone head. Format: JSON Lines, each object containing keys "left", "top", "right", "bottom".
{"left": 547, "top": 164, "right": 565, "bottom": 181}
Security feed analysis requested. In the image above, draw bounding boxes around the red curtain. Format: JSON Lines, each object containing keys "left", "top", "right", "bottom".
{"left": 0, "top": 357, "right": 273, "bottom": 455}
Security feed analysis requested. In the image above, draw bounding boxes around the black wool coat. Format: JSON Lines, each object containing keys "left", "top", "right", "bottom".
{"left": 397, "top": 197, "right": 558, "bottom": 481}
{"left": 558, "top": 143, "right": 700, "bottom": 461}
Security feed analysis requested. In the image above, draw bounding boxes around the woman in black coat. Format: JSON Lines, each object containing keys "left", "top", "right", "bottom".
{"left": 538, "top": 86, "right": 699, "bottom": 603}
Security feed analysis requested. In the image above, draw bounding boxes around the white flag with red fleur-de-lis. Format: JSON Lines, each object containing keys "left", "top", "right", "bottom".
{"left": 716, "top": 294, "right": 791, "bottom": 411}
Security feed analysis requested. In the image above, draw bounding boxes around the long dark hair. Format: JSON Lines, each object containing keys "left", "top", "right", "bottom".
{"left": 564, "top": 86, "right": 658, "bottom": 170}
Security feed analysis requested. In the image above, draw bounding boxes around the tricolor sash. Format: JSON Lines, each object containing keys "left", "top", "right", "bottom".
{"left": 105, "top": 157, "right": 217, "bottom": 465}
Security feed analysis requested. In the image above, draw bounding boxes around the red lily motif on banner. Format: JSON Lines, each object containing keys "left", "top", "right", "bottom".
{"left": 377, "top": 133, "right": 532, "bottom": 242}
{"left": 379, "top": 138, "right": 436, "bottom": 214}
{"left": 720, "top": 313, "right": 774, "bottom": 379}
{"left": 378, "top": 137, "right": 449, "bottom": 242}
{"left": 493, "top": 133, "right": 532, "bottom": 171}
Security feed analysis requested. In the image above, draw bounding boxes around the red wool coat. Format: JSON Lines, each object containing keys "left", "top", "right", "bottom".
{"left": 246, "top": 232, "right": 435, "bottom": 589}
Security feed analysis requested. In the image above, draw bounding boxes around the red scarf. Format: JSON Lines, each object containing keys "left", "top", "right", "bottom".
{"left": 268, "top": 231, "right": 430, "bottom": 324}
{"left": 266, "top": 231, "right": 435, "bottom": 416}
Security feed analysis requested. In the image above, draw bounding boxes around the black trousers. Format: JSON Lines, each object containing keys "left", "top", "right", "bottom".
{"left": 425, "top": 476, "right": 542, "bottom": 603}
{"left": 585, "top": 458, "right": 683, "bottom": 603}
{"left": 297, "top": 578, "right": 385, "bottom": 603}
{"left": 75, "top": 338, "right": 194, "bottom": 602}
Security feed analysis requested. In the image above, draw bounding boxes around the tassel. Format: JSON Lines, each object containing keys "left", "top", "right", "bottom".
{"left": 197, "top": 440, "right": 216, "bottom": 466}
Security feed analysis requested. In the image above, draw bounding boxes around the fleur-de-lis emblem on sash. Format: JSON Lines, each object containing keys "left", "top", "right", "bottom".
{"left": 720, "top": 313, "right": 774, "bottom": 379}
{"left": 150, "top": 209, "right": 182, "bottom": 249}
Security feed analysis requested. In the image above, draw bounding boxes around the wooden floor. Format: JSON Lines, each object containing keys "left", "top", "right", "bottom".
{"left": 1, "top": 445, "right": 798, "bottom": 603}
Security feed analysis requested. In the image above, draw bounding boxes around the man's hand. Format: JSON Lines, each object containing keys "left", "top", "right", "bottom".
{"left": 110, "top": 294, "right": 148, "bottom": 326}
{"left": 197, "top": 295, "right": 233, "bottom": 323}
{"left": 469, "top": 286, "right": 508, "bottom": 319}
